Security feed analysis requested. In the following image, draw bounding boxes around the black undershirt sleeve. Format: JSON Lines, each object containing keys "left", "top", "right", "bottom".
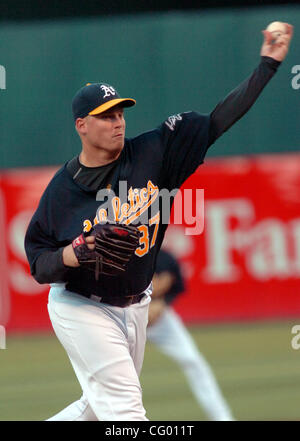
{"left": 33, "top": 247, "right": 71, "bottom": 284}
{"left": 208, "top": 56, "right": 281, "bottom": 146}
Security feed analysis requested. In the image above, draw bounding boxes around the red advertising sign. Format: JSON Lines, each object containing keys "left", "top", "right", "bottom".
{"left": 0, "top": 153, "right": 300, "bottom": 331}
{"left": 167, "top": 154, "right": 300, "bottom": 322}
{"left": 0, "top": 167, "right": 58, "bottom": 331}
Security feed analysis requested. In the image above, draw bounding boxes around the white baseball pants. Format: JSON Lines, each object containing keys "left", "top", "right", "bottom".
{"left": 146, "top": 307, "right": 234, "bottom": 421}
{"left": 46, "top": 283, "right": 152, "bottom": 421}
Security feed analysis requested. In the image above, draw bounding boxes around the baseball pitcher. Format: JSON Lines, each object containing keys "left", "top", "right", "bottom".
{"left": 25, "top": 25, "right": 293, "bottom": 421}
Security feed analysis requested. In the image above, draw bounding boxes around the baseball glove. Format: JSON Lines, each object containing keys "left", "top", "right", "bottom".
{"left": 72, "top": 223, "right": 141, "bottom": 279}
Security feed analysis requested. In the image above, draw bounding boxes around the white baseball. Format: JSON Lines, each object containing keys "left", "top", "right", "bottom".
{"left": 266, "top": 21, "right": 287, "bottom": 39}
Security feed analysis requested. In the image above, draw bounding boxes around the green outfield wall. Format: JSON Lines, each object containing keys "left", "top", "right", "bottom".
{"left": 0, "top": 5, "right": 299, "bottom": 168}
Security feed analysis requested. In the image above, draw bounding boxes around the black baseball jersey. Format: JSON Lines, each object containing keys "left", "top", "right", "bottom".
{"left": 25, "top": 56, "right": 280, "bottom": 299}
{"left": 155, "top": 249, "right": 185, "bottom": 305}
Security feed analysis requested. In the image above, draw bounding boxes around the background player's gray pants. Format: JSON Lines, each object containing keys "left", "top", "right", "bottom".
{"left": 147, "top": 307, "right": 234, "bottom": 421}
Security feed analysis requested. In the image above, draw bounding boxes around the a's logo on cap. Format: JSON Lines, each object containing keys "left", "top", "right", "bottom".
{"left": 100, "top": 85, "right": 116, "bottom": 99}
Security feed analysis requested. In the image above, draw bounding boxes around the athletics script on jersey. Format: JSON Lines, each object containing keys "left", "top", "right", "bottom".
{"left": 82, "top": 179, "right": 204, "bottom": 258}
{"left": 95, "top": 180, "right": 160, "bottom": 226}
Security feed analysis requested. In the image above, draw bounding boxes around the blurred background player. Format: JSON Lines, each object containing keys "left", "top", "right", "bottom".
{"left": 147, "top": 248, "right": 234, "bottom": 421}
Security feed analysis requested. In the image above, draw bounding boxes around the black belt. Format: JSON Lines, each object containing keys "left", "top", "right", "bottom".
{"left": 72, "top": 289, "right": 146, "bottom": 308}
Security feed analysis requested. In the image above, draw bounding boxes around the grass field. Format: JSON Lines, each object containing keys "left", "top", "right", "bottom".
{"left": 1, "top": 319, "right": 300, "bottom": 421}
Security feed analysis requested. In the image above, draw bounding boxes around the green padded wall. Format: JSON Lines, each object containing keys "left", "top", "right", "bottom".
{"left": 0, "top": 5, "right": 299, "bottom": 168}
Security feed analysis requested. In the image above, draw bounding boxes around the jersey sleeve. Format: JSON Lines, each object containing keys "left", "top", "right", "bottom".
{"left": 157, "top": 111, "right": 211, "bottom": 190}
{"left": 24, "top": 172, "right": 71, "bottom": 282}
